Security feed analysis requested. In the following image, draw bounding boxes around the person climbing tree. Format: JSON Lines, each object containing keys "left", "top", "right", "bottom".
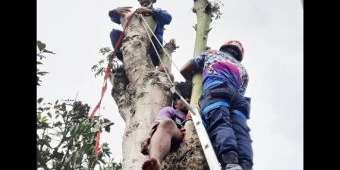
{"left": 108, "top": 0, "right": 172, "bottom": 66}
{"left": 140, "top": 81, "right": 193, "bottom": 170}
{"left": 180, "top": 40, "right": 253, "bottom": 170}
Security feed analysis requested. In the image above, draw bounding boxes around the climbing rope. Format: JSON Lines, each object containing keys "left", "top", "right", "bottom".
{"left": 138, "top": 14, "right": 183, "bottom": 76}
{"left": 139, "top": 14, "right": 173, "bottom": 84}
{"left": 90, "top": 10, "right": 136, "bottom": 158}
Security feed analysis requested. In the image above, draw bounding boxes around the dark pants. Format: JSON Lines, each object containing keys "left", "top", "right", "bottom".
{"left": 110, "top": 28, "right": 161, "bottom": 66}
{"left": 199, "top": 83, "right": 253, "bottom": 165}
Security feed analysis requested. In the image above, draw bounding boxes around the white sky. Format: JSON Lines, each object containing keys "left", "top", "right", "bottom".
{"left": 37, "top": 0, "right": 303, "bottom": 170}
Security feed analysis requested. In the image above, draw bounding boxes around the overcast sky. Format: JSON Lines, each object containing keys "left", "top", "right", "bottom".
{"left": 37, "top": 0, "right": 303, "bottom": 170}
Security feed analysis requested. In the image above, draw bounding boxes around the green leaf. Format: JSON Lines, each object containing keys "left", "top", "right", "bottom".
{"left": 71, "top": 124, "right": 79, "bottom": 137}
{"left": 37, "top": 71, "right": 49, "bottom": 76}
{"left": 91, "top": 125, "right": 100, "bottom": 133}
{"left": 42, "top": 49, "right": 55, "bottom": 54}
{"left": 37, "top": 40, "right": 46, "bottom": 52}
{"left": 103, "top": 118, "right": 111, "bottom": 123}
{"left": 38, "top": 98, "right": 43, "bottom": 104}
{"left": 103, "top": 122, "right": 114, "bottom": 133}
{"left": 82, "top": 143, "right": 93, "bottom": 153}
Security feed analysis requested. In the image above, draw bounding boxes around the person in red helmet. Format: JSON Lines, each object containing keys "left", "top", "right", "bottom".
{"left": 180, "top": 40, "right": 253, "bottom": 170}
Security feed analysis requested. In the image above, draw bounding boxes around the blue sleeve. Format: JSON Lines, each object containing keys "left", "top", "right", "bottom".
{"left": 108, "top": 10, "right": 121, "bottom": 24}
{"left": 152, "top": 8, "right": 172, "bottom": 25}
{"left": 190, "top": 54, "right": 205, "bottom": 71}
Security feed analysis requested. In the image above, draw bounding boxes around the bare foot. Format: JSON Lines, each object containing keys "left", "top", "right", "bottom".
{"left": 142, "top": 158, "right": 160, "bottom": 170}
{"left": 140, "top": 138, "right": 150, "bottom": 155}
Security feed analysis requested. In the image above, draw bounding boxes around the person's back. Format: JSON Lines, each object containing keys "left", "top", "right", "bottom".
{"left": 192, "top": 49, "right": 248, "bottom": 94}
{"left": 180, "top": 40, "right": 253, "bottom": 170}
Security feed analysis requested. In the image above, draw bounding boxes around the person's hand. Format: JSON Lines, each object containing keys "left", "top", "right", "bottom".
{"left": 114, "top": 6, "right": 132, "bottom": 15}
{"left": 158, "top": 66, "right": 169, "bottom": 73}
{"left": 135, "top": 7, "right": 152, "bottom": 15}
{"left": 180, "top": 128, "right": 186, "bottom": 138}
{"left": 186, "top": 113, "right": 192, "bottom": 120}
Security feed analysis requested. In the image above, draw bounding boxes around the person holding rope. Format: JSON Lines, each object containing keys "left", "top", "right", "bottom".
{"left": 140, "top": 81, "right": 192, "bottom": 170}
{"left": 180, "top": 40, "right": 253, "bottom": 170}
{"left": 108, "top": 0, "right": 172, "bottom": 67}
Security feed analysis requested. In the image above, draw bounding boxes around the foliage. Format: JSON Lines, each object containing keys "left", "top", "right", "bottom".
{"left": 37, "top": 98, "right": 121, "bottom": 170}
{"left": 37, "top": 40, "right": 55, "bottom": 86}
{"left": 36, "top": 42, "right": 121, "bottom": 169}
{"left": 209, "top": 0, "right": 224, "bottom": 20}
{"left": 100, "top": 159, "right": 122, "bottom": 170}
{"left": 91, "top": 47, "right": 122, "bottom": 78}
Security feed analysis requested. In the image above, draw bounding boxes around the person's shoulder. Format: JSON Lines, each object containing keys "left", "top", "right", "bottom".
{"left": 160, "top": 106, "right": 175, "bottom": 112}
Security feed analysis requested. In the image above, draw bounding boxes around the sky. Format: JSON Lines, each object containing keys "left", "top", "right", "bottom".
{"left": 37, "top": 0, "right": 303, "bottom": 170}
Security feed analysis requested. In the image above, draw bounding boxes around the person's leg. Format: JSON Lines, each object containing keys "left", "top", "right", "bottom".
{"left": 142, "top": 119, "right": 183, "bottom": 170}
{"left": 204, "top": 106, "right": 241, "bottom": 170}
{"left": 148, "top": 38, "right": 161, "bottom": 66}
{"left": 199, "top": 84, "right": 243, "bottom": 169}
{"left": 109, "top": 29, "right": 123, "bottom": 61}
{"left": 231, "top": 95, "right": 253, "bottom": 170}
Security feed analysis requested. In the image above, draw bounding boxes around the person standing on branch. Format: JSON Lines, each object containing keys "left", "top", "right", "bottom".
{"left": 108, "top": 0, "right": 172, "bottom": 67}
{"left": 180, "top": 40, "right": 254, "bottom": 170}
{"left": 140, "top": 81, "right": 193, "bottom": 170}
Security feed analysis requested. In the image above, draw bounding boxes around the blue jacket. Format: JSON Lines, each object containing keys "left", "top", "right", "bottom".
{"left": 109, "top": 8, "right": 172, "bottom": 44}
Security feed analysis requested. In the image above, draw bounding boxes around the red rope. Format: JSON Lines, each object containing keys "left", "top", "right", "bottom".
{"left": 90, "top": 11, "right": 136, "bottom": 158}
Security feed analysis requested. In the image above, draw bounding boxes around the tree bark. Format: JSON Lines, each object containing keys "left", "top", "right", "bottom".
{"left": 110, "top": 13, "right": 176, "bottom": 169}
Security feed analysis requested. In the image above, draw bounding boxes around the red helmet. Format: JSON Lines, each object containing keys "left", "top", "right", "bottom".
{"left": 219, "top": 40, "right": 244, "bottom": 62}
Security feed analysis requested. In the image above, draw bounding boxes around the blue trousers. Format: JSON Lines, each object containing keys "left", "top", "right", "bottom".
{"left": 199, "top": 83, "right": 253, "bottom": 165}
{"left": 110, "top": 28, "right": 161, "bottom": 66}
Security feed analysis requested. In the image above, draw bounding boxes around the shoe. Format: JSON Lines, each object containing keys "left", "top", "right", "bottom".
{"left": 116, "top": 51, "right": 123, "bottom": 61}
{"left": 220, "top": 151, "right": 239, "bottom": 164}
{"left": 222, "top": 164, "right": 243, "bottom": 170}
{"left": 220, "top": 151, "right": 242, "bottom": 170}
{"left": 239, "top": 160, "right": 252, "bottom": 170}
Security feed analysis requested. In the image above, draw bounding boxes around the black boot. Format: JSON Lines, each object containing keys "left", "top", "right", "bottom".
{"left": 239, "top": 160, "right": 252, "bottom": 170}
{"left": 116, "top": 49, "right": 123, "bottom": 61}
{"left": 220, "top": 151, "right": 243, "bottom": 170}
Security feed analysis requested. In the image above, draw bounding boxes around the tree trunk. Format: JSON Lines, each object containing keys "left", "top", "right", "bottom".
{"left": 110, "top": 0, "right": 215, "bottom": 169}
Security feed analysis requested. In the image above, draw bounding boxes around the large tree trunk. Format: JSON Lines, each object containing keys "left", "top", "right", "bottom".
{"left": 110, "top": 13, "right": 174, "bottom": 170}
{"left": 110, "top": 0, "right": 215, "bottom": 169}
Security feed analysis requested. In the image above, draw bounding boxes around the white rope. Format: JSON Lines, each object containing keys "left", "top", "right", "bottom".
{"left": 139, "top": 14, "right": 183, "bottom": 76}
{"left": 138, "top": 14, "right": 174, "bottom": 84}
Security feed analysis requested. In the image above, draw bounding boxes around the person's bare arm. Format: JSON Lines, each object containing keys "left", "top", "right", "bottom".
{"left": 180, "top": 61, "right": 195, "bottom": 81}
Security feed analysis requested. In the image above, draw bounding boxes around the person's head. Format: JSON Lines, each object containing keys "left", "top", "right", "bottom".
{"left": 172, "top": 81, "right": 192, "bottom": 113}
{"left": 138, "top": 0, "right": 156, "bottom": 7}
{"left": 219, "top": 40, "right": 244, "bottom": 62}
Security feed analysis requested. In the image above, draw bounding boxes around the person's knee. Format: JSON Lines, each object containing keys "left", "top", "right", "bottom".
{"left": 158, "top": 119, "right": 176, "bottom": 130}
{"left": 110, "top": 29, "right": 122, "bottom": 44}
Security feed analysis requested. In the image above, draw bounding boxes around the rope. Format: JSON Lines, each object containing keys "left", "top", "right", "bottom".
{"left": 138, "top": 14, "right": 173, "bottom": 84}
{"left": 90, "top": 10, "right": 136, "bottom": 158}
{"left": 139, "top": 14, "right": 183, "bottom": 75}
{"left": 139, "top": 14, "right": 194, "bottom": 113}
